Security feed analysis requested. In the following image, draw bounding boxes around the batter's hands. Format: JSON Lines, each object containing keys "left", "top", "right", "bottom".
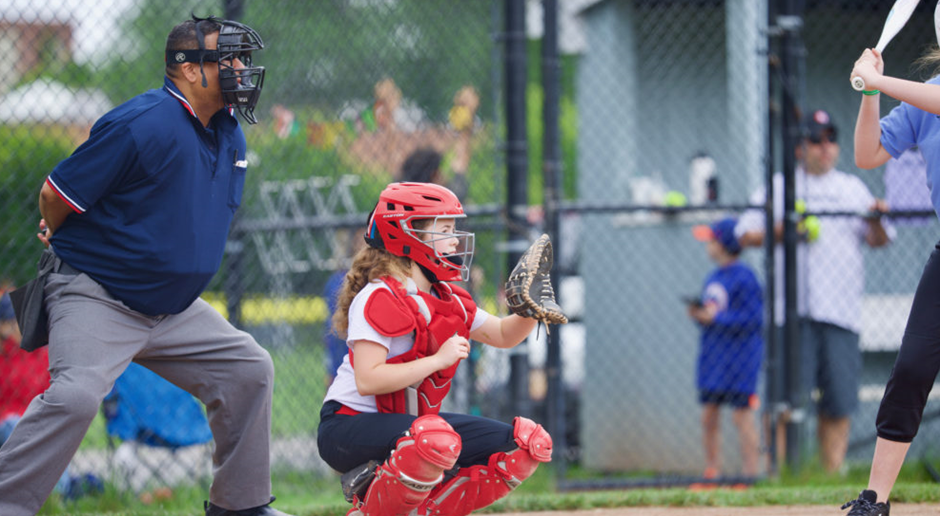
{"left": 851, "top": 49, "right": 884, "bottom": 91}
{"left": 434, "top": 334, "right": 470, "bottom": 370}
{"left": 37, "top": 219, "right": 50, "bottom": 248}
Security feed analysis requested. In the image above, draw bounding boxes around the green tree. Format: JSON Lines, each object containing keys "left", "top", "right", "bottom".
{"left": 246, "top": 0, "right": 495, "bottom": 119}
{"left": 93, "top": 0, "right": 217, "bottom": 103}
{"left": 89, "top": 1, "right": 496, "bottom": 120}
{"left": 0, "top": 126, "right": 74, "bottom": 284}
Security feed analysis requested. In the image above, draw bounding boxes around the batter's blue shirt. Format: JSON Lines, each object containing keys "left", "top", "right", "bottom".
{"left": 879, "top": 74, "right": 940, "bottom": 223}
{"left": 47, "top": 77, "right": 247, "bottom": 316}
{"left": 696, "top": 261, "right": 764, "bottom": 395}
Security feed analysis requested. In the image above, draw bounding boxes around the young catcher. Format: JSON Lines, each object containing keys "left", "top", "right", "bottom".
{"left": 316, "top": 182, "right": 566, "bottom": 516}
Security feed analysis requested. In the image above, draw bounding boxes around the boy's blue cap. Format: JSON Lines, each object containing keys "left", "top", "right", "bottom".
{"left": 0, "top": 293, "right": 14, "bottom": 321}
{"left": 692, "top": 217, "right": 741, "bottom": 254}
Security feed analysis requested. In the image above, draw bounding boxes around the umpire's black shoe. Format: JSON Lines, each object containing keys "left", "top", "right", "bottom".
{"left": 205, "top": 496, "right": 295, "bottom": 516}
{"left": 841, "top": 490, "right": 890, "bottom": 516}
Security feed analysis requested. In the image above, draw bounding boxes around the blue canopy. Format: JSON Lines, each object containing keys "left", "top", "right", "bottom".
{"left": 103, "top": 363, "right": 212, "bottom": 448}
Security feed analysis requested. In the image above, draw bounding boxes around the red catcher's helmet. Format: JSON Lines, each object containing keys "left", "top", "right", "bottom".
{"left": 366, "top": 182, "right": 474, "bottom": 282}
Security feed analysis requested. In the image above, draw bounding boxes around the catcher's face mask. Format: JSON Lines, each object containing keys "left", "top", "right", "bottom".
{"left": 167, "top": 15, "right": 266, "bottom": 124}
{"left": 365, "top": 183, "right": 474, "bottom": 282}
{"left": 409, "top": 217, "right": 474, "bottom": 282}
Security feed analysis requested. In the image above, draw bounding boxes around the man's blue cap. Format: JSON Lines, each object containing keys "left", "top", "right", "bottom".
{"left": 692, "top": 217, "right": 742, "bottom": 254}
{"left": 0, "top": 293, "right": 14, "bottom": 321}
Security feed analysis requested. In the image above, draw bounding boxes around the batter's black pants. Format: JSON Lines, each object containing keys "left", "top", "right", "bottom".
{"left": 876, "top": 240, "right": 940, "bottom": 442}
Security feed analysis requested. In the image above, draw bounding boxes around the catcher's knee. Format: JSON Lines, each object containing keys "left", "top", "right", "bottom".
{"left": 512, "top": 416, "right": 552, "bottom": 463}
{"left": 355, "top": 415, "right": 461, "bottom": 516}
{"left": 496, "top": 416, "right": 553, "bottom": 485}
{"left": 423, "top": 417, "right": 552, "bottom": 515}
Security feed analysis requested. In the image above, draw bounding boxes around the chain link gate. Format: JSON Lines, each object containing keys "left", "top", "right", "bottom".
{"left": 556, "top": 0, "right": 940, "bottom": 489}
{"left": 3, "top": 0, "right": 940, "bottom": 506}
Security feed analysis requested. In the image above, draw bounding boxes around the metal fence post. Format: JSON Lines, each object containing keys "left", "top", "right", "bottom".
{"left": 777, "top": 0, "right": 807, "bottom": 471}
{"left": 505, "top": 0, "right": 530, "bottom": 419}
{"left": 541, "top": 0, "right": 566, "bottom": 480}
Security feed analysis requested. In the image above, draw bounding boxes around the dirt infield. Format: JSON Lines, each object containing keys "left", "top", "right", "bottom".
{"left": 493, "top": 504, "right": 937, "bottom": 515}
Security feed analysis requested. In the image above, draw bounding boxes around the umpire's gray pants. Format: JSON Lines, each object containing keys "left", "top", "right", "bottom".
{"left": 0, "top": 269, "right": 275, "bottom": 515}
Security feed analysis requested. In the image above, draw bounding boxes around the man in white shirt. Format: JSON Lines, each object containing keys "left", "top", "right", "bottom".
{"left": 884, "top": 147, "right": 933, "bottom": 226}
{"left": 736, "top": 109, "right": 892, "bottom": 473}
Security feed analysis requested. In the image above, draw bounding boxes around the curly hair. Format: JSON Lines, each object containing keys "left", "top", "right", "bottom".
{"left": 331, "top": 247, "right": 413, "bottom": 339}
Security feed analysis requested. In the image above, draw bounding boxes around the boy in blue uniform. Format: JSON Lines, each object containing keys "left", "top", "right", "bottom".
{"left": 0, "top": 16, "right": 293, "bottom": 516}
{"left": 688, "top": 217, "right": 764, "bottom": 481}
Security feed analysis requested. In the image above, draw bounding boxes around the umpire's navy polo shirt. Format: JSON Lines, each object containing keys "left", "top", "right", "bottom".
{"left": 47, "top": 77, "right": 247, "bottom": 316}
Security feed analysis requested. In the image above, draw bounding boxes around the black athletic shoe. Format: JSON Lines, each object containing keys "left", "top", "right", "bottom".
{"left": 205, "top": 496, "right": 295, "bottom": 516}
{"left": 841, "top": 490, "right": 890, "bottom": 516}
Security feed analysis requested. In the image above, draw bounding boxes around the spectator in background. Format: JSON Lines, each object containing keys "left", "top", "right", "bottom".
{"left": 687, "top": 217, "right": 763, "bottom": 482}
{"left": 0, "top": 293, "right": 95, "bottom": 500}
{"left": 400, "top": 146, "right": 469, "bottom": 201}
{"left": 348, "top": 79, "right": 480, "bottom": 184}
{"left": 400, "top": 147, "right": 444, "bottom": 184}
{"left": 0, "top": 293, "right": 46, "bottom": 441}
{"left": 323, "top": 271, "right": 349, "bottom": 385}
{"left": 324, "top": 227, "right": 367, "bottom": 385}
{"left": 884, "top": 147, "right": 933, "bottom": 226}
{"left": 737, "top": 109, "right": 893, "bottom": 474}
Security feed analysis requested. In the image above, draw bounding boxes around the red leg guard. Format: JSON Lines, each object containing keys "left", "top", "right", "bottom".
{"left": 355, "top": 415, "right": 461, "bottom": 516}
{"left": 422, "top": 417, "right": 552, "bottom": 516}
{"left": 511, "top": 416, "right": 553, "bottom": 464}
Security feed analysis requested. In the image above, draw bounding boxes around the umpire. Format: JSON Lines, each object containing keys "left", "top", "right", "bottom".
{"left": 0, "top": 16, "right": 294, "bottom": 516}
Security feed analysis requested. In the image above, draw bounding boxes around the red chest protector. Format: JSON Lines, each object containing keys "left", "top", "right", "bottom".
{"left": 352, "top": 276, "right": 476, "bottom": 416}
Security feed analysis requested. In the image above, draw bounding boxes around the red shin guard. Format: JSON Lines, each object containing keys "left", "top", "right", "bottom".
{"left": 421, "top": 417, "right": 552, "bottom": 516}
{"left": 355, "top": 415, "right": 461, "bottom": 516}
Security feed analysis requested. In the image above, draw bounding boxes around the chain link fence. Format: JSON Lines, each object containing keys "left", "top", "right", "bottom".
{"left": 0, "top": 0, "right": 509, "bottom": 499}
{"left": 566, "top": 0, "right": 940, "bottom": 488}
{"left": 2, "top": 0, "right": 940, "bottom": 503}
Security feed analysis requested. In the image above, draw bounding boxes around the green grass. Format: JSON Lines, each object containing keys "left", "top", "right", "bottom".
{"left": 475, "top": 482, "right": 940, "bottom": 513}
{"left": 35, "top": 345, "right": 940, "bottom": 515}
{"left": 35, "top": 458, "right": 940, "bottom": 515}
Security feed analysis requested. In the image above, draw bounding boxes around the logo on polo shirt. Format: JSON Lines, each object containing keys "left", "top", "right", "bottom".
{"left": 175, "top": 52, "right": 186, "bottom": 63}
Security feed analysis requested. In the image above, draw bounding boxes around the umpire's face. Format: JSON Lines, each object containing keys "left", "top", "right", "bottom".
{"left": 188, "top": 32, "right": 230, "bottom": 111}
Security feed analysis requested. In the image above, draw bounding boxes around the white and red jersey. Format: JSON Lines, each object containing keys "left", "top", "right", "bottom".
{"left": 324, "top": 277, "right": 489, "bottom": 414}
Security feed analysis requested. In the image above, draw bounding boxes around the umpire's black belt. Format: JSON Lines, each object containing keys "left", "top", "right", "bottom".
{"left": 55, "top": 257, "right": 81, "bottom": 276}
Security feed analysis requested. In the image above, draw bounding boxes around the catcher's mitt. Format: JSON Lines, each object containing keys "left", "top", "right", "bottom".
{"left": 505, "top": 234, "right": 568, "bottom": 326}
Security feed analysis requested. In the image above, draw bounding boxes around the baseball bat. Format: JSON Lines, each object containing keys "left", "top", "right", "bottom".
{"left": 851, "top": 0, "right": 921, "bottom": 91}
{"left": 935, "top": 0, "right": 940, "bottom": 49}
